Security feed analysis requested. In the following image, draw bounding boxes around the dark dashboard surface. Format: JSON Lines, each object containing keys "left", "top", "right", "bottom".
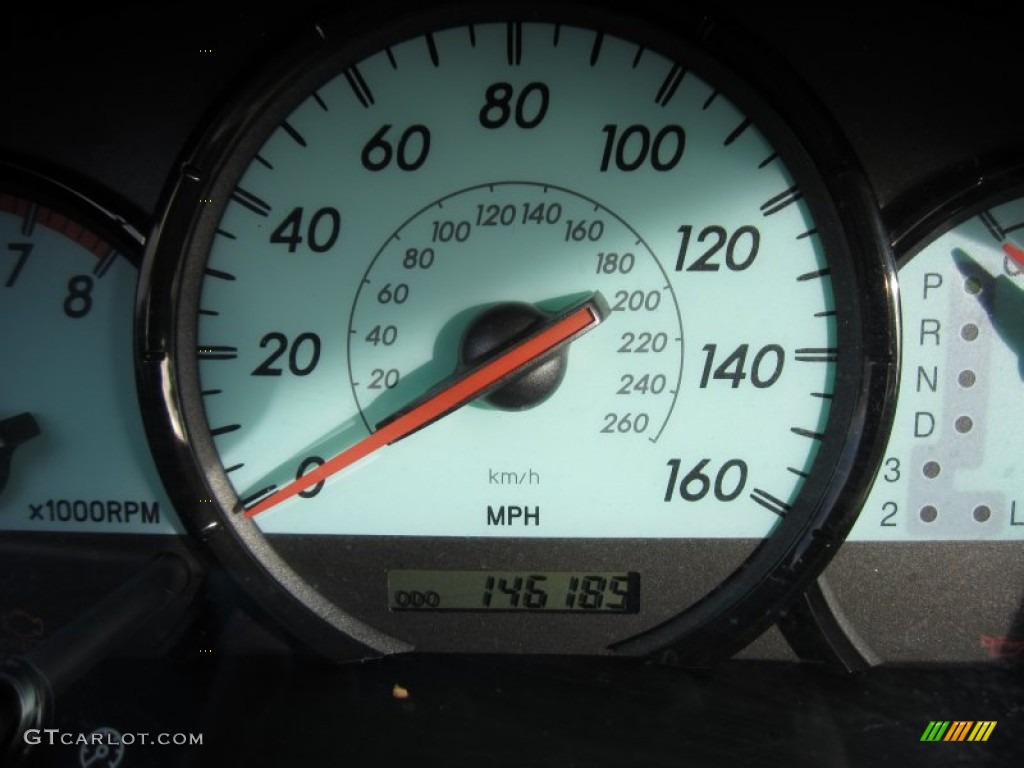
{"left": 1, "top": 3, "right": 1022, "bottom": 767}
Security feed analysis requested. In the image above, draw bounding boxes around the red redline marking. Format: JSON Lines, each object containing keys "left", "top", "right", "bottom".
{"left": 0, "top": 193, "right": 23, "bottom": 215}
{"left": 1, "top": 193, "right": 112, "bottom": 260}
{"left": 245, "top": 303, "right": 599, "bottom": 519}
{"left": 1003, "top": 242, "right": 1024, "bottom": 268}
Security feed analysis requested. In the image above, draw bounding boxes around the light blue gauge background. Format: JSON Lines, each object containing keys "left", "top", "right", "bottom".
{"left": 197, "top": 23, "right": 837, "bottom": 537}
{"left": 850, "top": 195, "right": 1024, "bottom": 541}
{"left": 0, "top": 202, "right": 181, "bottom": 533}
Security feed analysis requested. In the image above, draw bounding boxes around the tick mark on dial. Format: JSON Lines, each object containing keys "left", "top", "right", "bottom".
{"left": 760, "top": 186, "right": 802, "bottom": 217}
{"left": 20, "top": 203, "right": 38, "bottom": 236}
{"left": 281, "top": 121, "right": 306, "bottom": 148}
{"left": 723, "top": 118, "right": 752, "bottom": 146}
{"left": 344, "top": 66, "right": 375, "bottom": 108}
{"left": 797, "top": 268, "right": 831, "bottom": 282}
{"left": 506, "top": 22, "right": 522, "bottom": 66}
{"left": 425, "top": 33, "right": 440, "bottom": 67}
{"left": 93, "top": 249, "right": 118, "bottom": 278}
{"left": 979, "top": 210, "right": 1004, "bottom": 241}
{"left": 204, "top": 267, "right": 236, "bottom": 281}
{"left": 795, "top": 348, "right": 837, "bottom": 363}
{"left": 589, "top": 32, "right": 604, "bottom": 66}
{"left": 655, "top": 64, "right": 686, "bottom": 107}
{"left": 750, "top": 488, "right": 790, "bottom": 517}
{"left": 240, "top": 485, "right": 278, "bottom": 510}
{"left": 231, "top": 187, "right": 271, "bottom": 218}
{"left": 198, "top": 345, "right": 238, "bottom": 361}
{"left": 791, "top": 427, "right": 824, "bottom": 441}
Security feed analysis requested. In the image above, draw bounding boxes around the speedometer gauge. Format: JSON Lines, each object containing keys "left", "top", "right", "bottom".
{"left": 140, "top": 2, "right": 896, "bottom": 662}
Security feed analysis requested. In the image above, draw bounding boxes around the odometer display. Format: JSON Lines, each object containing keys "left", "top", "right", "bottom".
{"left": 389, "top": 570, "right": 640, "bottom": 613}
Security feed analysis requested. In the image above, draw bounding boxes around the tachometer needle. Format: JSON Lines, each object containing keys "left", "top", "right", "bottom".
{"left": 1003, "top": 242, "right": 1024, "bottom": 269}
{"left": 244, "top": 294, "right": 607, "bottom": 518}
{"left": 0, "top": 412, "right": 41, "bottom": 495}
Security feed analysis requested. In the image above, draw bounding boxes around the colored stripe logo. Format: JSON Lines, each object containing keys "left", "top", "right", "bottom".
{"left": 920, "top": 721, "right": 996, "bottom": 742}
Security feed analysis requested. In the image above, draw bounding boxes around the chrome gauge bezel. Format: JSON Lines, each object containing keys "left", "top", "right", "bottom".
{"left": 138, "top": 1, "right": 898, "bottom": 663}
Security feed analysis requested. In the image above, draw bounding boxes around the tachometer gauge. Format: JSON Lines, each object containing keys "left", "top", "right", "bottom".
{"left": 791, "top": 159, "right": 1024, "bottom": 666}
{"left": 140, "top": 2, "right": 896, "bottom": 662}
{"left": 0, "top": 161, "right": 180, "bottom": 535}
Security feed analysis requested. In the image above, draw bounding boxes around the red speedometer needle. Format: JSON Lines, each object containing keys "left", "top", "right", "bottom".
{"left": 244, "top": 294, "right": 607, "bottom": 518}
{"left": 1004, "top": 242, "right": 1024, "bottom": 269}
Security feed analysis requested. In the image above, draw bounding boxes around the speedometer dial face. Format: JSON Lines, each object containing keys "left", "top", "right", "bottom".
{"left": 142, "top": 4, "right": 895, "bottom": 660}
